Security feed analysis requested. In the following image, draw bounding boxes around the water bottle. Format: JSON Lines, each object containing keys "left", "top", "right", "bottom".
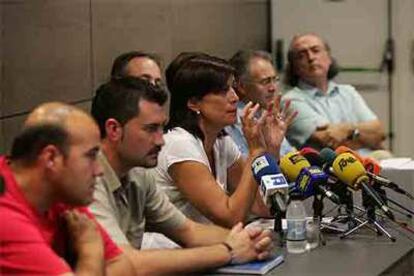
{"left": 286, "top": 194, "right": 307, "bottom": 254}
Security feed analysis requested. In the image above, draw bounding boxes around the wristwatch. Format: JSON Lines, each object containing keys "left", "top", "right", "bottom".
{"left": 351, "top": 126, "right": 360, "bottom": 140}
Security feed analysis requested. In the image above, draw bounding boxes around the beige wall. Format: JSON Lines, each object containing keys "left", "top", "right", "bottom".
{"left": 0, "top": 0, "right": 269, "bottom": 153}
{"left": 272, "top": 0, "right": 414, "bottom": 157}
{"left": 393, "top": 0, "right": 414, "bottom": 157}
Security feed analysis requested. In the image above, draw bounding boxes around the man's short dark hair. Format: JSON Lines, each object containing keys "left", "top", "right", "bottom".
{"left": 229, "top": 50, "right": 273, "bottom": 81}
{"left": 166, "top": 55, "right": 234, "bottom": 140}
{"left": 10, "top": 124, "right": 70, "bottom": 165}
{"left": 91, "top": 77, "right": 168, "bottom": 138}
{"left": 284, "top": 37, "right": 339, "bottom": 87}
{"left": 110, "top": 51, "right": 161, "bottom": 78}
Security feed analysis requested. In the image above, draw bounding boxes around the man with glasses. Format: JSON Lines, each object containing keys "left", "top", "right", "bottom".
{"left": 282, "top": 33, "right": 386, "bottom": 153}
{"left": 226, "top": 50, "right": 295, "bottom": 158}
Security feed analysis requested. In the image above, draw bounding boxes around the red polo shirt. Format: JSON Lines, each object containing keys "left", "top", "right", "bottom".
{"left": 0, "top": 156, "right": 122, "bottom": 275}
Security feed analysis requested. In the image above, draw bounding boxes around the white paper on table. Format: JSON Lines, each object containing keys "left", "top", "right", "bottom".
{"left": 380, "top": 158, "right": 413, "bottom": 170}
{"left": 247, "top": 217, "right": 333, "bottom": 231}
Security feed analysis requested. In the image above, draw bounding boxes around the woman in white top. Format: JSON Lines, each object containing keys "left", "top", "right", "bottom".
{"left": 152, "top": 53, "right": 294, "bottom": 228}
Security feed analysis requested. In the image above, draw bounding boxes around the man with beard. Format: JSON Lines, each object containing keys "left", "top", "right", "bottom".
{"left": 88, "top": 77, "right": 273, "bottom": 275}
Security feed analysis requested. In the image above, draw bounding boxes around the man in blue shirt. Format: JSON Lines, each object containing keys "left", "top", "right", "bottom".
{"left": 282, "top": 33, "right": 386, "bottom": 153}
{"left": 226, "top": 50, "right": 295, "bottom": 158}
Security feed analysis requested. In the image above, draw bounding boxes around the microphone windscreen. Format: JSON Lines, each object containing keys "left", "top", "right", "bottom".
{"left": 299, "top": 147, "right": 319, "bottom": 155}
{"left": 335, "top": 145, "right": 364, "bottom": 162}
{"left": 363, "top": 156, "right": 382, "bottom": 175}
{"left": 279, "top": 151, "right": 310, "bottom": 182}
{"left": 332, "top": 152, "right": 368, "bottom": 190}
{"left": 251, "top": 153, "right": 280, "bottom": 183}
{"left": 300, "top": 147, "right": 324, "bottom": 167}
{"left": 319, "top": 147, "right": 336, "bottom": 166}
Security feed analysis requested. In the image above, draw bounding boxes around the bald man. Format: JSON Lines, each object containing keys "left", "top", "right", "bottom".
{"left": 0, "top": 103, "right": 133, "bottom": 275}
{"left": 282, "top": 33, "right": 386, "bottom": 153}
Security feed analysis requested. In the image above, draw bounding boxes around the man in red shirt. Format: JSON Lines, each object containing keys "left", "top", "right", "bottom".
{"left": 0, "top": 102, "right": 133, "bottom": 275}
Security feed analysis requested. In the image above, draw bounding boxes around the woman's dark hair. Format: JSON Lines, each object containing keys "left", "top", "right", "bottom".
{"left": 166, "top": 55, "right": 234, "bottom": 141}
{"left": 284, "top": 38, "right": 339, "bottom": 87}
{"left": 165, "top": 52, "right": 210, "bottom": 94}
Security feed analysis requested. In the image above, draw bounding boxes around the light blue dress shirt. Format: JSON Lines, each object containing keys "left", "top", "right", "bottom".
{"left": 225, "top": 101, "right": 294, "bottom": 158}
{"left": 282, "top": 81, "right": 377, "bottom": 149}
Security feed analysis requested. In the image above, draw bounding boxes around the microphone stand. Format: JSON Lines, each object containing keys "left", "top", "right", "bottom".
{"left": 270, "top": 204, "right": 285, "bottom": 247}
{"left": 373, "top": 183, "right": 412, "bottom": 229}
{"left": 312, "top": 194, "right": 327, "bottom": 246}
{"left": 340, "top": 181, "right": 396, "bottom": 242}
{"left": 312, "top": 194, "right": 324, "bottom": 219}
{"left": 388, "top": 205, "right": 413, "bottom": 220}
{"left": 329, "top": 183, "right": 356, "bottom": 230}
{"left": 387, "top": 198, "right": 414, "bottom": 216}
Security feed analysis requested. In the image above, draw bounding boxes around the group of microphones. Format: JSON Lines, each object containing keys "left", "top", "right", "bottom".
{"left": 251, "top": 145, "right": 414, "bottom": 243}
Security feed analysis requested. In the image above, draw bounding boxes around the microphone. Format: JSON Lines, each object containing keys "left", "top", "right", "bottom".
{"left": 368, "top": 175, "right": 414, "bottom": 200}
{"left": 280, "top": 152, "right": 340, "bottom": 204}
{"left": 299, "top": 148, "right": 342, "bottom": 204}
{"left": 332, "top": 152, "right": 395, "bottom": 220}
{"left": 336, "top": 146, "right": 414, "bottom": 200}
{"left": 319, "top": 147, "right": 338, "bottom": 177}
{"left": 364, "top": 156, "right": 414, "bottom": 200}
{"left": 251, "top": 153, "right": 289, "bottom": 214}
{"left": 319, "top": 148, "right": 356, "bottom": 218}
{"left": 279, "top": 151, "right": 309, "bottom": 183}
{"left": 363, "top": 156, "right": 382, "bottom": 175}
{"left": 300, "top": 147, "right": 325, "bottom": 167}
{"left": 297, "top": 167, "right": 341, "bottom": 204}
{"left": 335, "top": 145, "right": 364, "bottom": 162}
{"left": 319, "top": 147, "right": 337, "bottom": 166}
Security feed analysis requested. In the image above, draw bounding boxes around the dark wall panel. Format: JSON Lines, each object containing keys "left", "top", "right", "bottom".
{"left": 92, "top": 0, "right": 174, "bottom": 88}
{"left": 2, "top": 115, "right": 25, "bottom": 155}
{"left": 0, "top": 0, "right": 268, "bottom": 153}
{"left": 170, "top": 0, "right": 239, "bottom": 58}
{"left": 93, "top": 0, "right": 268, "bottom": 85}
{"left": 2, "top": 0, "right": 91, "bottom": 115}
{"left": 0, "top": 0, "right": 91, "bottom": 152}
{"left": 171, "top": 0, "right": 268, "bottom": 60}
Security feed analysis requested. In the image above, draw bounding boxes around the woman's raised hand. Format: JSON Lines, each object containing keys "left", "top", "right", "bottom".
{"left": 261, "top": 95, "right": 297, "bottom": 158}
{"left": 240, "top": 102, "right": 267, "bottom": 156}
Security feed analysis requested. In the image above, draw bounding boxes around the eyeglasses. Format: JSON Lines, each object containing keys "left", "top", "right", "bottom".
{"left": 245, "top": 75, "right": 280, "bottom": 86}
